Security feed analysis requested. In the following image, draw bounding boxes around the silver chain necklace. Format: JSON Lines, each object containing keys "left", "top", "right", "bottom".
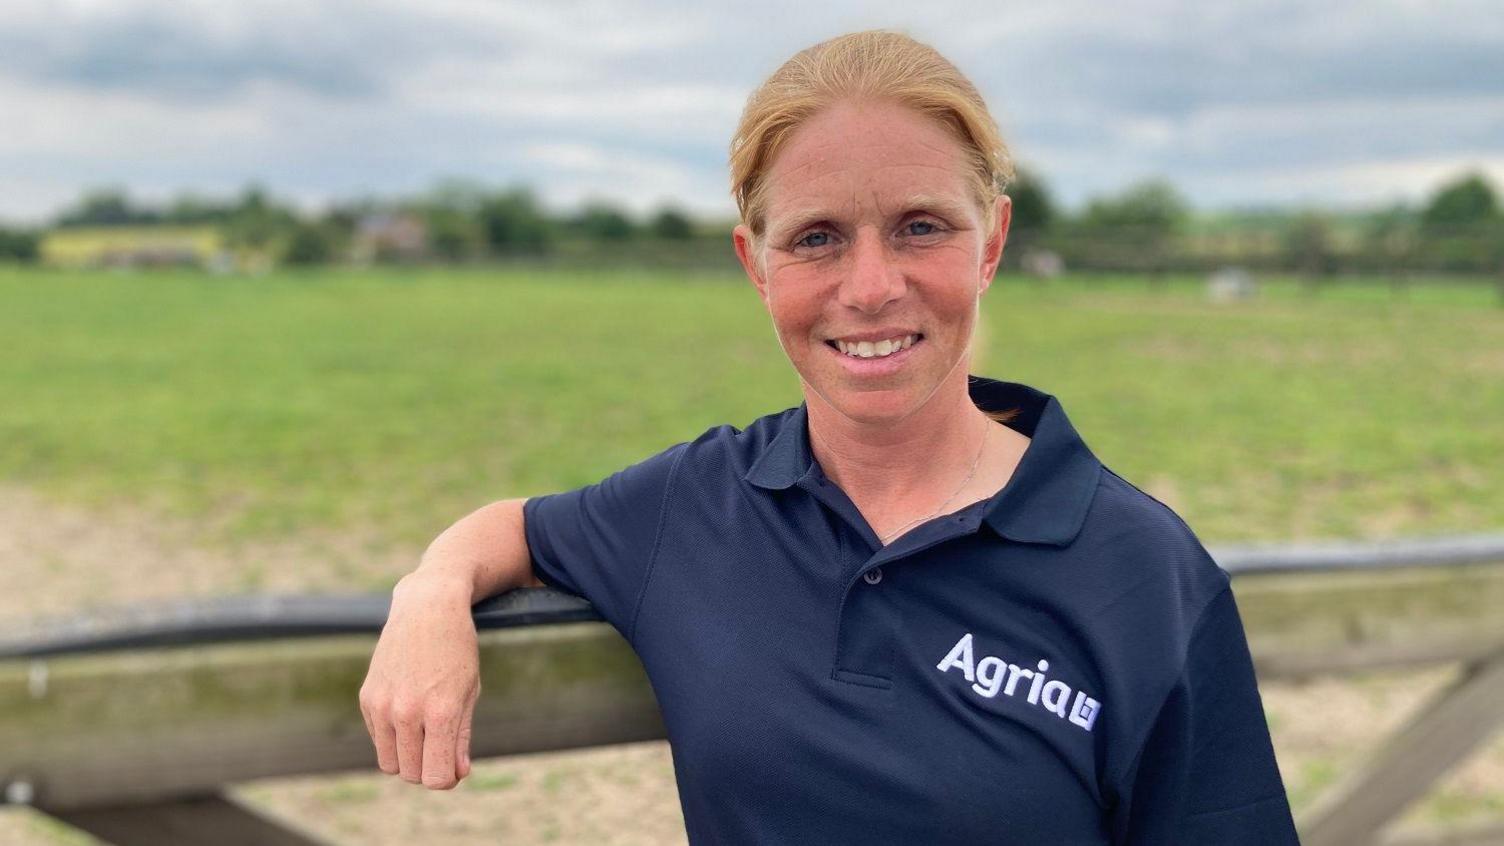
{"left": 810, "top": 413, "right": 991, "bottom": 545}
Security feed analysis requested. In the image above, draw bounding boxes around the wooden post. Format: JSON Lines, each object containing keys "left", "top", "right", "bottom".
{"left": 1296, "top": 646, "right": 1504, "bottom": 846}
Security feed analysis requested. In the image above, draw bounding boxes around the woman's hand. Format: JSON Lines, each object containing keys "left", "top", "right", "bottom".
{"left": 359, "top": 570, "right": 481, "bottom": 789}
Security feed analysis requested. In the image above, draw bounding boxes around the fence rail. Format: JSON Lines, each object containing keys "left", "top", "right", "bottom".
{"left": 4, "top": 533, "right": 1504, "bottom": 846}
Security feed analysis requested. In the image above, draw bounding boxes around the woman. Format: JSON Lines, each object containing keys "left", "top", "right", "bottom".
{"left": 361, "top": 30, "right": 1300, "bottom": 844}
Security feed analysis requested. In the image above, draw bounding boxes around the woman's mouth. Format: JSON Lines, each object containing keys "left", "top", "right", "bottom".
{"left": 822, "top": 333, "right": 924, "bottom": 374}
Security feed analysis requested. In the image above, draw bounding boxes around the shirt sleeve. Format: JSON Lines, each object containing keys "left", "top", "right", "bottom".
{"left": 1113, "top": 585, "right": 1302, "bottom": 845}
{"left": 521, "top": 441, "right": 689, "bottom": 641}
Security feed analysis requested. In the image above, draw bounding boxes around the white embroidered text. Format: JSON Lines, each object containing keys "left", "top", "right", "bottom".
{"left": 935, "top": 632, "right": 1101, "bottom": 732}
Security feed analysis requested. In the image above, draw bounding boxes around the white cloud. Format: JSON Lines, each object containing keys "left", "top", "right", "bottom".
{"left": 397, "top": 61, "right": 744, "bottom": 142}
{"left": 1194, "top": 153, "right": 1504, "bottom": 208}
{"left": 0, "top": 0, "right": 1500, "bottom": 223}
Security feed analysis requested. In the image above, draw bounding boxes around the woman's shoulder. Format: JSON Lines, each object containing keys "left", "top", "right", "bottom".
{"left": 670, "top": 405, "right": 805, "bottom": 473}
{"left": 1074, "top": 463, "right": 1233, "bottom": 626}
{"left": 1090, "top": 465, "right": 1210, "bottom": 546}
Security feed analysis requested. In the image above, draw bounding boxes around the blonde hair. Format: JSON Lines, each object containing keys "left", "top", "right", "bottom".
{"left": 730, "top": 30, "right": 1014, "bottom": 242}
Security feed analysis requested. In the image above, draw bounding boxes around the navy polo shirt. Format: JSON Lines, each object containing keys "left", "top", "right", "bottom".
{"left": 522, "top": 375, "right": 1299, "bottom": 845}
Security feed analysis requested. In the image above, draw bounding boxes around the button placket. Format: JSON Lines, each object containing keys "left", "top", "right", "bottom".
{"left": 830, "top": 576, "right": 899, "bottom": 688}
{"left": 800, "top": 471, "right": 988, "bottom": 689}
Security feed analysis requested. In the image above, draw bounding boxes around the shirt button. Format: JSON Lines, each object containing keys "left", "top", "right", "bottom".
{"left": 863, "top": 567, "right": 884, "bottom": 585}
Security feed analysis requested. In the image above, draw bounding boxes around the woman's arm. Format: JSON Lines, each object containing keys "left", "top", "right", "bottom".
{"left": 411, "top": 497, "right": 546, "bottom": 596}
{"left": 358, "top": 498, "right": 542, "bottom": 790}
{"left": 1112, "top": 586, "right": 1300, "bottom": 844}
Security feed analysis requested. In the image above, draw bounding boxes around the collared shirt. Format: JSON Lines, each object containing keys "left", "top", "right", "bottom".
{"left": 523, "top": 374, "right": 1299, "bottom": 845}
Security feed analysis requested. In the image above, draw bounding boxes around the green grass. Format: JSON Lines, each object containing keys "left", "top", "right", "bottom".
{"left": 1, "top": 266, "right": 1499, "bottom": 564}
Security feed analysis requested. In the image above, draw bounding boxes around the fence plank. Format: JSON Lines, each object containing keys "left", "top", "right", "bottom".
{"left": 47, "top": 793, "right": 330, "bottom": 846}
{"left": 1232, "top": 562, "right": 1504, "bottom": 679}
{"left": 0, "top": 622, "right": 663, "bottom": 811}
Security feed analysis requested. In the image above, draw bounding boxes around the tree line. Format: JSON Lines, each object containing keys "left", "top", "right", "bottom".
{"left": 0, "top": 180, "right": 702, "bottom": 266}
{"left": 1001, "top": 170, "right": 1503, "bottom": 277}
{"left": 0, "top": 171, "right": 1499, "bottom": 276}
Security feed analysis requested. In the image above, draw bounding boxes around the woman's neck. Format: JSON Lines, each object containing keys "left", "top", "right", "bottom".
{"left": 804, "top": 377, "right": 993, "bottom": 508}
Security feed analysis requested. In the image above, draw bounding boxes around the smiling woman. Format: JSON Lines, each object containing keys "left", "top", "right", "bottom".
{"left": 360, "top": 29, "right": 1301, "bottom": 846}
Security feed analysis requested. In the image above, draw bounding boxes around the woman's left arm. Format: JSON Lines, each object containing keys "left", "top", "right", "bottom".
{"left": 1112, "top": 586, "right": 1303, "bottom": 845}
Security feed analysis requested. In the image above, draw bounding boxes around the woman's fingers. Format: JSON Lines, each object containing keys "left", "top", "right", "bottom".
{"left": 359, "top": 686, "right": 401, "bottom": 775}
{"left": 456, "top": 690, "right": 477, "bottom": 779}
{"left": 361, "top": 685, "right": 469, "bottom": 788}
{"left": 394, "top": 701, "right": 426, "bottom": 784}
{"left": 421, "top": 706, "right": 461, "bottom": 789}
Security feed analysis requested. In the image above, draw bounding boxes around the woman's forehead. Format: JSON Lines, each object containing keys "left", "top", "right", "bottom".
{"left": 761, "top": 103, "right": 975, "bottom": 229}
{"left": 770, "top": 100, "right": 967, "bottom": 180}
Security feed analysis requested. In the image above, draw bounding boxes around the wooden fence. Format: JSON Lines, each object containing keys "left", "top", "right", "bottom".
{"left": 3, "top": 533, "right": 1504, "bottom": 846}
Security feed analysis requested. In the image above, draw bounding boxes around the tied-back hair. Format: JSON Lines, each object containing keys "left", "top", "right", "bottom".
{"left": 730, "top": 30, "right": 1015, "bottom": 243}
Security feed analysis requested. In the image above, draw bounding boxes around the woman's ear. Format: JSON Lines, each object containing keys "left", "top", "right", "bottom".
{"left": 733, "top": 223, "right": 770, "bottom": 306}
{"left": 979, "top": 195, "right": 1011, "bottom": 295}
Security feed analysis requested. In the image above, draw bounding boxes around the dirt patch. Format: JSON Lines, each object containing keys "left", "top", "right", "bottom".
{"left": 0, "top": 741, "right": 687, "bottom": 846}
{"left": 0, "top": 485, "right": 420, "bottom": 634}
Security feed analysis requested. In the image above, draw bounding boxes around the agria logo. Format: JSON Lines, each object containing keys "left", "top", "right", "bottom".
{"left": 936, "top": 632, "right": 1102, "bottom": 732}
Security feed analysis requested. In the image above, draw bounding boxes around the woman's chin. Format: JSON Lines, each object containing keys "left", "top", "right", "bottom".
{"left": 810, "top": 380, "right": 925, "bottom": 424}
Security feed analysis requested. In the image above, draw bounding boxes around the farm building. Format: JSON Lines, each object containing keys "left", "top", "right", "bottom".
{"left": 40, "top": 226, "right": 229, "bottom": 270}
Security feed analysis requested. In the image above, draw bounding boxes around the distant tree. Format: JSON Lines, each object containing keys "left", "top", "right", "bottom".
{"left": 1080, "top": 179, "right": 1188, "bottom": 235}
{"left": 1415, "top": 172, "right": 1501, "bottom": 273}
{"left": 1004, "top": 168, "right": 1054, "bottom": 232}
{"left": 1422, "top": 172, "right": 1498, "bottom": 231}
{"left": 281, "top": 220, "right": 339, "bottom": 265}
{"left": 419, "top": 205, "right": 485, "bottom": 262}
{"left": 323, "top": 203, "right": 363, "bottom": 231}
{"left": 55, "top": 188, "right": 157, "bottom": 227}
{"left": 1360, "top": 204, "right": 1417, "bottom": 277}
{"left": 318, "top": 204, "right": 361, "bottom": 249}
{"left": 1285, "top": 210, "right": 1338, "bottom": 279}
{"left": 650, "top": 206, "right": 694, "bottom": 239}
{"left": 478, "top": 187, "right": 552, "bottom": 254}
{"left": 576, "top": 202, "right": 636, "bottom": 241}
{"left": 164, "top": 193, "right": 234, "bottom": 225}
{"left": 1074, "top": 178, "right": 1188, "bottom": 273}
{"left": 0, "top": 227, "right": 40, "bottom": 262}
{"left": 224, "top": 183, "right": 298, "bottom": 253}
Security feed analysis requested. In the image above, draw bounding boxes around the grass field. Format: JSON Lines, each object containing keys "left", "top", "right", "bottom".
{"left": 1, "top": 264, "right": 1502, "bottom": 843}
{"left": 1, "top": 265, "right": 1499, "bottom": 571}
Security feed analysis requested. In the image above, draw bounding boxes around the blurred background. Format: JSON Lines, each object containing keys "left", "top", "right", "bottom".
{"left": 1, "top": 2, "right": 1501, "bottom": 844}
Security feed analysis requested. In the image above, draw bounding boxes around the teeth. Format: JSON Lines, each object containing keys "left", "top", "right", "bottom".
{"left": 834, "top": 334, "right": 917, "bottom": 358}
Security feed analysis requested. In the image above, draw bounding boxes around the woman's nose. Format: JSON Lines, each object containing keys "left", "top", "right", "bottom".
{"left": 837, "top": 228, "right": 904, "bottom": 313}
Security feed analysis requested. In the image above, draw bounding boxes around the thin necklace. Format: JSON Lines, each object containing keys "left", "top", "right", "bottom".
{"left": 809, "top": 413, "right": 992, "bottom": 545}
{"left": 877, "top": 414, "right": 990, "bottom": 544}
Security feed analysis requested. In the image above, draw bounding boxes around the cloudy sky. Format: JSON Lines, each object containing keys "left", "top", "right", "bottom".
{"left": 3, "top": 0, "right": 1502, "bottom": 224}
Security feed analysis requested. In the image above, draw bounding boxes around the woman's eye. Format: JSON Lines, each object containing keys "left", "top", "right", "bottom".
{"left": 906, "top": 220, "right": 938, "bottom": 236}
{"left": 796, "top": 231, "right": 831, "bottom": 249}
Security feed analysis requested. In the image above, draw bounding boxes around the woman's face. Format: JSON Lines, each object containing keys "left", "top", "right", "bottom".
{"left": 734, "top": 98, "right": 1010, "bottom": 426}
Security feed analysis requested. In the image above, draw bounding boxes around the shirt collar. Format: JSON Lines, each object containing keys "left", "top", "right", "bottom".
{"left": 743, "top": 375, "right": 1102, "bottom": 547}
